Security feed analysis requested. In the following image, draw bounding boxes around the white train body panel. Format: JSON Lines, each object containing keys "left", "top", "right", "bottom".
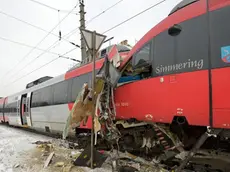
{"left": 31, "top": 104, "right": 69, "bottom": 133}
{"left": 6, "top": 74, "right": 66, "bottom": 130}
{"left": 0, "top": 44, "right": 129, "bottom": 136}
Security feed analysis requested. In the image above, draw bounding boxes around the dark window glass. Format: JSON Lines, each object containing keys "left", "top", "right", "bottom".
{"left": 153, "top": 31, "right": 175, "bottom": 76}
{"left": 67, "top": 79, "right": 73, "bottom": 103}
{"left": 53, "top": 81, "right": 68, "bottom": 105}
{"left": 68, "top": 70, "right": 100, "bottom": 103}
{"left": 100, "top": 49, "right": 107, "bottom": 58}
{"left": 71, "top": 77, "right": 81, "bottom": 102}
{"left": 7, "top": 102, "right": 17, "bottom": 114}
{"left": 0, "top": 104, "right": 3, "bottom": 113}
{"left": 12, "top": 102, "right": 17, "bottom": 113}
{"left": 32, "top": 86, "right": 52, "bottom": 107}
{"left": 153, "top": 14, "right": 208, "bottom": 76}
{"left": 31, "top": 90, "right": 41, "bottom": 108}
{"left": 210, "top": 6, "right": 230, "bottom": 68}
{"left": 71, "top": 73, "right": 91, "bottom": 102}
{"left": 175, "top": 14, "right": 208, "bottom": 72}
{"left": 40, "top": 86, "right": 52, "bottom": 106}
{"left": 133, "top": 43, "right": 151, "bottom": 68}
{"left": 4, "top": 104, "right": 7, "bottom": 113}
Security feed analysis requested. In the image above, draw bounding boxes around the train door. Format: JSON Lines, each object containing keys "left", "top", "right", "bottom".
{"left": 20, "top": 94, "right": 28, "bottom": 126}
{"left": 25, "top": 92, "right": 32, "bottom": 126}
{"left": 16, "top": 96, "right": 22, "bottom": 125}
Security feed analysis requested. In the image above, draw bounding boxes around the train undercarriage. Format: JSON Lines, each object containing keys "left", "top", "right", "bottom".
{"left": 75, "top": 118, "right": 230, "bottom": 172}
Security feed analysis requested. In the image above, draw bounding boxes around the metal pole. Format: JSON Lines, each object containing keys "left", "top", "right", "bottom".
{"left": 90, "top": 31, "right": 96, "bottom": 169}
{"left": 79, "top": 0, "right": 87, "bottom": 62}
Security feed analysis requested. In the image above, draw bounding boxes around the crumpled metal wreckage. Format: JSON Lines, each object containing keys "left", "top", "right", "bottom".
{"left": 62, "top": 54, "right": 120, "bottom": 141}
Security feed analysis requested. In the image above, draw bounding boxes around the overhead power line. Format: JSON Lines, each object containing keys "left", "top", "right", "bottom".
{"left": 5, "top": 26, "right": 80, "bottom": 81}
{"left": 3, "top": 0, "right": 166, "bottom": 87}
{"left": 86, "top": 0, "right": 125, "bottom": 25}
{"left": 62, "top": 0, "right": 126, "bottom": 40}
{"left": 0, "top": 36, "right": 59, "bottom": 55}
{"left": 62, "top": 0, "right": 166, "bottom": 43}
{"left": 5, "top": 47, "right": 78, "bottom": 87}
{"left": 29, "top": 0, "right": 58, "bottom": 11}
{"left": 0, "top": 10, "right": 80, "bottom": 48}
{"left": 103, "top": 0, "right": 167, "bottom": 34}
{"left": 0, "top": 3, "right": 78, "bottom": 80}
{"left": 28, "top": 0, "right": 79, "bottom": 14}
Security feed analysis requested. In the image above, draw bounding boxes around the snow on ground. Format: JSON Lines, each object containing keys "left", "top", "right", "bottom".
{"left": 0, "top": 125, "right": 111, "bottom": 172}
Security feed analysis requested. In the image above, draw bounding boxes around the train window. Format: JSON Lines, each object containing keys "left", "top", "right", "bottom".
{"left": 175, "top": 14, "right": 208, "bottom": 72}
{"left": 11, "top": 102, "right": 17, "bottom": 113}
{"left": 0, "top": 103, "right": 3, "bottom": 113}
{"left": 71, "top": 77, "right": 81, "bottom": 102}
{"left": 100, "top": 49, "right": 107, "bottom": 58}
{"left": 153, "top": 31, "right": 175, "bottom": 76}
{"left": 71, "top": 73, "right": 92, "bottom": 102}
{"left": 40, "top": 86, "right": 52, "bottom": 106}
{"left": 133, "top": 43, "right": 151, "bottom": 69}
{"left": 31, "top": 91, "right": 41, "bottom": 108}
{"left": 53, "top": 81, "right": 68, "bottom": 105}
{"left": 67, "top": 79, "right": 73, "bottom": 103}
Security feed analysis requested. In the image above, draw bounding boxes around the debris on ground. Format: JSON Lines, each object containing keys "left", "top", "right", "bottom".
{"left": 73, "top": 145, "right": 108, "bottom": 168}
{"left": 14, "top": 164, "right": 20, "bottom": 168}
{"left": 54, "top": 161, "right": 65, "bottom": 167}
{"left": 1, "top": 125, "right": 180, "bottom": 172}
{"left": 44, "top": 152, "right": 55, "bottom": 168}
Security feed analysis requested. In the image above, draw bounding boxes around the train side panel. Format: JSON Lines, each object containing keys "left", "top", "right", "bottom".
{"left": 115, "top": 70, "right": 209, "bottom": 126}
{"left": 115, "top": 1, "right": 210, "bottom": 126}
{"left": 31, "top": 105, "right": 69, "bottom": 133}
{"left": 209, "top": 3, "right": 230, "bottom": 128}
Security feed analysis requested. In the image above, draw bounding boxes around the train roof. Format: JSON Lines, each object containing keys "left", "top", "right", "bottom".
{"left": 6, "top": 73, "right": 65, "bottom": 102}
{"left": 5, "top": 44, "right": 131, "bottom": 101}
{"left": 67, "top": 44, "right": 131, "bottom": 72}
{"left": 169, "top": 0, "right": 199, "bottom": 16}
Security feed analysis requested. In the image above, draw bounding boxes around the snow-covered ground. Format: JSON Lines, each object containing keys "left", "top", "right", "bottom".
{"left": 0, "top": 125, "right": 111, "bottom": 172}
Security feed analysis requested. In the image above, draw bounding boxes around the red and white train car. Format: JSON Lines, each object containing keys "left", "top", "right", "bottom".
{"left": 0, "top": 44, "right": 131, "bottom": 135}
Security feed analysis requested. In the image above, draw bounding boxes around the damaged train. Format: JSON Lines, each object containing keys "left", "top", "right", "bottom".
{"left": 1, "top": 0, "right": 230, "bottom": 171}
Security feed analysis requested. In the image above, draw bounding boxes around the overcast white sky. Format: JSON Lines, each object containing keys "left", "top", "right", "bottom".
{"left": 0, "top": 0, "right": 182, "bottom": 97}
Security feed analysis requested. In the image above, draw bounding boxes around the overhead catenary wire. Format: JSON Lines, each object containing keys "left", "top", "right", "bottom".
{"left": 86, "top": 0, "right": 125, "bottom": 25}
{"left": 4, "top": 25, "right": 81, "bottom": 81}
{"left": 0, "top": 3, "right": 79, "bottom": 80}
{"left": 62, "top": 0, "right": 166, "bottom": 43}
{"left": 4, "top": 47, "right": 78, "bottom": 87}
{"left": 0, "top": 10, "right": 80, "bottom": 47}
{"left": 28, "top": 0, "right": 79, "bottom": 14}
{"left": 103, "top": 0, "right": 167, "bottom": 34}
{"left": 3, "top": 0, "right": 167, "bottom": 87}
{"left": 0, "top": 36, "right": 59, "bottom": 56}
{"left": 62, "top": 0, "right": 126, "bottom": 40}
